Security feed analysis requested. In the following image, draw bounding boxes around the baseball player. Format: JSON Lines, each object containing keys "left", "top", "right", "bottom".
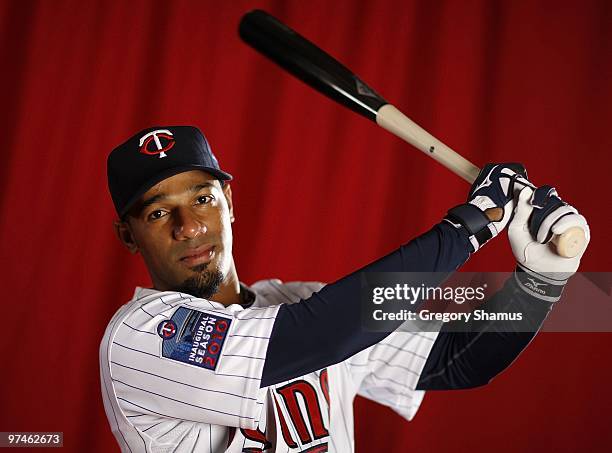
{"left": 101, "top": 126, "right": 589, "bottom": 452}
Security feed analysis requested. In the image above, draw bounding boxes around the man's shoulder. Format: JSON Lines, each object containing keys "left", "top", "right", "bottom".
{"left": 102, "top": 288, "right": 232, "bottom": 338}
{"left": 100, "top": 288, "right": 241, "bottom": 360}
{"left": 250, "top": 279, "right": 326, "bottom": 307}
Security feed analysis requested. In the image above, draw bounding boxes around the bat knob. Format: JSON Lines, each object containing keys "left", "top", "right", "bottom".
{"left": 552, "top": 226, "right": 586, "bottom": 258}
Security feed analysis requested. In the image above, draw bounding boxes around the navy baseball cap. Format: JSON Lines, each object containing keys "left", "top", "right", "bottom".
{"left": 107, "top": 126, "right": 233, "bottom": 218}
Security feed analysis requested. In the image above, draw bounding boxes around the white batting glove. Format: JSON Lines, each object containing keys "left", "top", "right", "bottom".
{"left": 508, "top": 186, "right": 590, "bottom": 302}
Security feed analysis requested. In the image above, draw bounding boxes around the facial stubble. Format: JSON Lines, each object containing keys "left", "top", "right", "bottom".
{"left": 173, "top": 262, "right": 224, "bottom": 300}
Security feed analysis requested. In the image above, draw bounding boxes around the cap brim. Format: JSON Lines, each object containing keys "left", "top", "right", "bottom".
{"left": 119, "top": 165, "right": 233, "bottom": 218}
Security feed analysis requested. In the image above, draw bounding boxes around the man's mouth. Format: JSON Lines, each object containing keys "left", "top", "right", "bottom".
{"left": 179, "top": 245, "right": 216, "bottom": 267}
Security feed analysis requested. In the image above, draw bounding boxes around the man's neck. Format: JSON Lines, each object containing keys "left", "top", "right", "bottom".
{"left": 151, "top": 262, "right": 243, "bottom": 306}
{"left": 211, "top": 262, "right": 241, "bottom": 307}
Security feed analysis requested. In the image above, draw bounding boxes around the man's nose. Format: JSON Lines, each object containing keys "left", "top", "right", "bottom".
{"left": 173, "top": 207, "right": 207, "bottom": 240}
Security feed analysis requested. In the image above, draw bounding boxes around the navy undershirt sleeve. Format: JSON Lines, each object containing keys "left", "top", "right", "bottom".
{"left": 261, "top": 222, "right": 472, "bottom": 387}
{"left": 416, "top": 276, "right": 554, "bottom": 390}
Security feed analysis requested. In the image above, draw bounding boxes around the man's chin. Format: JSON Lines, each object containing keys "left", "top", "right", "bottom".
{"left": 172, "top": 268, "right": 225, "bottom": 300}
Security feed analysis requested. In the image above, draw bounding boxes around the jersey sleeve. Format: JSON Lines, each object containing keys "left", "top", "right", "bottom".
{"left": 416, "top": 273, "right": 555, "bottom": 390}
{"left": 344, "top": 330, "right": 440, "bottom": 421}
{"left": 104, "top": 291, "right": 279, "bottom": 430}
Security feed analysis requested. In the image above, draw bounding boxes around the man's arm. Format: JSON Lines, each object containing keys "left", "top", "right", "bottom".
{"left": 262, "top": 163, "right": 528, "bottom": 387}
{"left": 416, "top": 276, "right": 553, "bottom": 390}
{"left": 262, "top": 221, "right": 472, "bottom": 387}
{"left": 416, "top": 186, "right": 590, "bottom": 390}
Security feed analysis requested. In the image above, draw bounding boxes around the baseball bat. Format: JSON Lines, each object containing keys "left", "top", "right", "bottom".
{"left": 238, "top": 9, "right": 585, "bottom": 258}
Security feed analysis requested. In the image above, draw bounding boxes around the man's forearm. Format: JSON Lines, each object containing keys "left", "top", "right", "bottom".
{"left": 416, "top": 276, "right": 554, "bottom": 390}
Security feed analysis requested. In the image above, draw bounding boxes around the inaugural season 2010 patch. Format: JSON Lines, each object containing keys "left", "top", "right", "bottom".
{"left": 159, "top": 307, "right": 232, "bottom": 371}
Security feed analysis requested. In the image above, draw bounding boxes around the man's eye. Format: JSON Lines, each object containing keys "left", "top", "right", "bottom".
{"left": 196, "top": 195, "right": 214, "bottom": 205}
{"left": 148, "top": 210, "right": 166, "bottom": 221}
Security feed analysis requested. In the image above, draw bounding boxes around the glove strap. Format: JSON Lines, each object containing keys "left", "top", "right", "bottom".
{"left": 444, "top": 203, "right": 493, "bottom": 252}
{"left": 513, "top": 264, "right": 570, "bottom": 302}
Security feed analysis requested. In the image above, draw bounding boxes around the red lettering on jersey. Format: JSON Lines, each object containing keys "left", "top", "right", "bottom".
{"left": 276, "top": 379, "right": 329, "bottom": 444}
{"left": 319, "top": 369, "right": 330, "bottom": 407}
{"left": 240, "top": 427, "right": 272, "bottom": 452}
{"left": 274, "top": 397, "right": 298, "bottom": 448}
{"left": 303, "top": 445, "right": 328, "bottom": 453}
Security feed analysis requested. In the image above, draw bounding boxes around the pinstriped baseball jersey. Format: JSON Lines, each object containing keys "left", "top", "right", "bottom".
{"left": 100, "top": 279, "right": 438, "bottom": 452}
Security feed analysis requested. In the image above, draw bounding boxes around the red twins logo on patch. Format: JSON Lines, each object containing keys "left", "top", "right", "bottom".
{"left": 139, "top": 129, "right": 175, "bottom": 158}
{"left": 157, "top": 319, "right": 177, "bottom": 339}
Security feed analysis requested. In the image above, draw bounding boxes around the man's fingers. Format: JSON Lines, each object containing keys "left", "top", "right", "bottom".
{"left": 510, "top": 186, "right": 534, "bottom": 227}
{"left": 551, "top": 213, "right": 587, "bottom": 234}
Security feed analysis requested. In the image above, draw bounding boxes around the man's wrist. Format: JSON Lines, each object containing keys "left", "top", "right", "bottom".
{"left": 444, "top": 203, "right": 495, "bottom": 252}
{"left": 513, "top": 264, "right": 572, "bottom": 302}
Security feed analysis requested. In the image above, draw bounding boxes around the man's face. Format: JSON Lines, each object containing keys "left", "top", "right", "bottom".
{"left": 118, "top": 170, "right": 234, "bottom": 298}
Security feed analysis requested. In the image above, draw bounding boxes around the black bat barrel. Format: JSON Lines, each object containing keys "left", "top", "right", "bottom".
{"left": 239, "top": 9, "right": 388, "bottom": 121}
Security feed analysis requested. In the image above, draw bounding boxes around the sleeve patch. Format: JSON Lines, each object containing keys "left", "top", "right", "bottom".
{"left": 160, "top": 307, "right": 232, "bottom": 371}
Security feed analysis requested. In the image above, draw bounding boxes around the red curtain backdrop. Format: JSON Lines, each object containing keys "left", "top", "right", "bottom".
{"left": 1, "top": 1, "right": 610, "bottom": 451}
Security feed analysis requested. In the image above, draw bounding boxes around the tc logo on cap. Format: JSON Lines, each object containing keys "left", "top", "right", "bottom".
{"left": 139, "top": 129, "right": 175, "bottom": 158}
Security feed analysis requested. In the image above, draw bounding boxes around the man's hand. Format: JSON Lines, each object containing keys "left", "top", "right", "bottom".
{"left": 509, "top": 186, "right": 590, "bottom": 302}
{"left": 445, "top": 163, "right": 532, "bottom": 252}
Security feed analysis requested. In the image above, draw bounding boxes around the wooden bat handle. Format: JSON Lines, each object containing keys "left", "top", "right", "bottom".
{"left": 376, "top": 104, "right": 481, "bottom": 182}
{"left": 376, "top": 104, "right": 585, "bottom": 258}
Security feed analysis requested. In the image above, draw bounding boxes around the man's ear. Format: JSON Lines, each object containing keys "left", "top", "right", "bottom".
{"left": 223, "top": 183, "right": 235, "bottom": 223}
{"left": 114, "top": 219, "right": 139, "bottom": 254}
